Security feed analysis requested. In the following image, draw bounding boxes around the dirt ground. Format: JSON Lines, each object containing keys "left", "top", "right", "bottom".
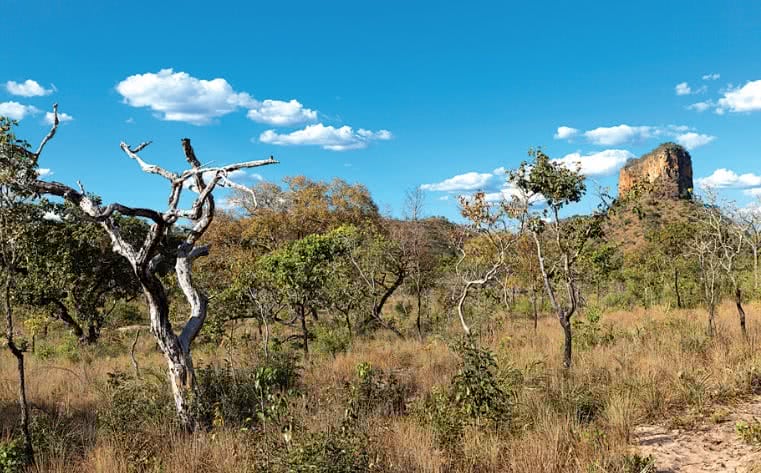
{"left": 636, "top": 398, "right": 761, "bottom": 472}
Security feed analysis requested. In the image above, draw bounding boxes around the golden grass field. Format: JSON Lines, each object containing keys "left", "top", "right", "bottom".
{"left": 3, "top": 302, "right": 761, "bottom": 472}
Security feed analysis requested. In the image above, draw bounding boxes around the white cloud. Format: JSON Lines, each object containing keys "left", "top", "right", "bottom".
{"left": 702, "top": 73, "right": 720, "bottom": 81}
{"left": 246, "top": 99, "right": 317, "bottom": 126}
{"left": 0, "top": 101, "right": 40, "bottom": 120}
{"left": 44, "top": 111, "right": 73, "bottom": 125}
{"left": 573, "top": 124, "right": 715, "bottom": 148}
{"left": 675, "top": 82, "right": 692, "bottom": 96}
{"left": 675, "top": 132, "right": 715, "bottom": 150}
{"left": 744, "top": 188, "right": 761, "bottom": 197}
{"left": 553, "top": 149, "right": 635, "bottom": 176}
{"left": 116, "top": 68, "right": 255, "bottom": 125}
{"left": 421, "top": 171, "right": 496, "bottom": 192}
{"left": 697, "top": 169, "right": 761, "bottom": 189}
{"left": 37, "top": 168, "right": 53, "bottom": 178}
{"left": 688, "top": 101, "right": 712, "bottom": 112}
{"left": 584, "top": 125, "right": 656, "bottom": 146}
{"left": 554, "top": 126, "right": 579, "bottom": 140}
{"left": 6, "top": 79, "right": 52, "bottom": 97}
{"left": 716, "top": 80, "right": 761, "bottom": 113}
{"left": 259, "top": 123, "right": 392, "bottom": 151}
{"left": 675, "top": 82, "right": 707, "bottom": 96}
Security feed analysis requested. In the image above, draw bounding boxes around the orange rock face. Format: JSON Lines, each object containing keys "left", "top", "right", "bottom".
{"left": 618, "top": 143, "right": 693, "bottom": 199}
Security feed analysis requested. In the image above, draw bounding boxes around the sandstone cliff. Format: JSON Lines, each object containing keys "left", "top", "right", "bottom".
{"left": 618, "top": 143, "right": 693, "bottom": 199}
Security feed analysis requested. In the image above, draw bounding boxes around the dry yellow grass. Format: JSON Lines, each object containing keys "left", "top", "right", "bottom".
{"left": 1, "top": 302, "right": 760, "bottom": 472}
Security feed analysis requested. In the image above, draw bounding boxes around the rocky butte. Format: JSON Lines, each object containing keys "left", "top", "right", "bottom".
{"left": 618, "top": 143, "right": 694, "bottom": 199}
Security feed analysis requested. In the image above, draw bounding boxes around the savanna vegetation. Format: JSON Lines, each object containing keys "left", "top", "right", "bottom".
{"left": 3, "top": 110, "right": 761, "bottom": 472}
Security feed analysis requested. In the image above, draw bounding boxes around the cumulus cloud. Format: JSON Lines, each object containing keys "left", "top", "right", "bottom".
{"left": 116, "top": 68, "right": 255, "bottom": 125}
{"left": 675, "top": 82, "right": 692, "bottom": 96}
{"left": 6, "top": 79, "right": 52, "bottom": 97}
{"left": 716, "top": 80, "right": 761, "bottom": 113}
{"left": 37, "top": 168, "right": 53, "bottom": 178}
{"left": 44, "top": 111, "right": 73, "bottom": 124}
{"left": 246, "top": 99, "right": 317, "bottom": 126}
{"left": 675, "top": 132, "right": 715, "bottom": 150}
{"left": 564, "top": 124, "right": 714, "bottom": 149}
{"left": 584, "top": 125, "right": 656, "bottom": 146}
{"left": 697, "top": 169, "right": 761, "bottom": 189}
{"left": 0, "top": 101, "right": 40, "bottom": 120}
{"left": 554, "top": 126, "right": 579, "bottom": 140}
{"left": 421, "top": 171, "right": 496, "bottom": 192}
{"left": 702, "top": 73, "right": 721, "bottom": 81}
{"left": 259, "top": 123, "right": 392, "bottom": 151}
{"left": 553, "top": 149, "right": 635, "bottom": 176}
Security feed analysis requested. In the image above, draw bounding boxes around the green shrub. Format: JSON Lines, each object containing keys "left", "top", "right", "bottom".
{"left": 192, "top": 351, "right": 299, "bottom": 429}
{"left": 313, "top": 323, "right": 351, "bottom": 357}
{"left": 413, "top": 386, "right": 466, "bottom": 450}
{"left": 285, "top": 424, "right": 369, "bottom": 473}
{"left": 736, "top": 419, "right": 761, "bottom": 444}
{"left": 0, "top": 439, "right": 24, "bottom": 473}
{"left": 620, "top": 453, "right": 656, "bottom": 472}
{"left": 451, "top": 338, "right": 514, "bottom": 428}
{"left": 56, "top": 337, "right": 80, "bottom": 363}
{"left": 345, "top": 362, "right": 410, "bottom": 420}
{"left": 573, "top": 306, "right": 615, "bottom": 349}
{"left": 33, "top": 343, "right": 55, "bottom": 360}
{"left": 98, "top": 370, "right": 174, "bottom": 469}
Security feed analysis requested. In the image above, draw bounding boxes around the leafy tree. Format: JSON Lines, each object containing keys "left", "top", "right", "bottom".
{"left": 454, "top": 192, "right": 514, "bottom": 335}
{"left": 256, "top": 226, "right": 356, "bottom": 354}
{"left": 0, "top": 116, "right": 44, "bottom": 463}
{"left": 345, "top": 224, "right": 410, "bottom": 337}
{"left": 645, "top": 221, "right": 695, "bottom": 309}
{"left": 236, "top": 176, "right": 380, "bottom": 252}
{"left": 510, "top": 148, "right": 606, "bottom": 368}
{"left": 18, "top": 202, "right": 140, "bottom": 343}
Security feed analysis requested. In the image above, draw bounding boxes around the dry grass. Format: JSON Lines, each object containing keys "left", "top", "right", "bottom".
{"left": 1, "top": 302, "right": 760, "bottom": 471}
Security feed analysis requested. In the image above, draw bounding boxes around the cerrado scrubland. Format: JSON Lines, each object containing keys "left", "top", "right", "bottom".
{"left": 2, "top": 109, "right": 761, "bottom": 472}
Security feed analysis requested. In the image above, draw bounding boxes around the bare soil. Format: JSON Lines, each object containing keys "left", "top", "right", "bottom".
{"left": 636, "top": 398, "right": 761, "bottom": 472}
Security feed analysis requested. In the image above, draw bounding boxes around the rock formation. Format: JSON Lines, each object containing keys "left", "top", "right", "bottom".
{"left": 618, "top": 143, "right": 693, "bottom": 199}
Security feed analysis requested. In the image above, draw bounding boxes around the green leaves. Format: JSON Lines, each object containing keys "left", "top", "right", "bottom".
{"left": 509, "top": 148, "right": 586, "bottom": 211}
{"left": 256, "top": 225, "right": 357, "bottom": 306}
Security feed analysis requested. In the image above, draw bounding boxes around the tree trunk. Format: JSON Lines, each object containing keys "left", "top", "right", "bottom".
{"left": 736, "top": 286, "right": 747, "bottom": 339}
{"left": 4, "top": 278, "right": 33, "bottom": 463}
{"left": 754, "top": 247, "right": 759, "bottom": 292}
{"left": 674, "top": 267, "right": 683, "bottom": 309}
{"left": 707, "top": 303, "right": 716, "bottom": 338}
{"left": 457, "top": 282, "right": 472, "bottom": 336}
{"left": 299, "top": 305, "right": 309, "bottom": 355}
{"left": 561, "top": 314, "right": 572, "bottom": 369}
{"left": 139, "top": 272, "right": 197, "bottom": 432}
{"left": 531, "top": 285, "right": 538, "bottom": 332}
{"left": 50, "top": 300, "right": 84, "bottom": 340}
{"left": 82, "top": 318, "right": 101, "bottom": 345}
{"left": 416, "top": 287, "right": 423, "bottom": 341}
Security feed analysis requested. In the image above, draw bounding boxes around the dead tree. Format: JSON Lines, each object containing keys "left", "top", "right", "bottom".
{"left": 29, "top": 106, "right": 277, "bottom": 430}
{"left": 700, "top": 195, "right": 749, "bottom": 338}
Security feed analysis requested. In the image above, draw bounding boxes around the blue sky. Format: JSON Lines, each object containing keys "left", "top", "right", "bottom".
{"left": 3, "top": 0, "right": 761, "bottom": 220}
